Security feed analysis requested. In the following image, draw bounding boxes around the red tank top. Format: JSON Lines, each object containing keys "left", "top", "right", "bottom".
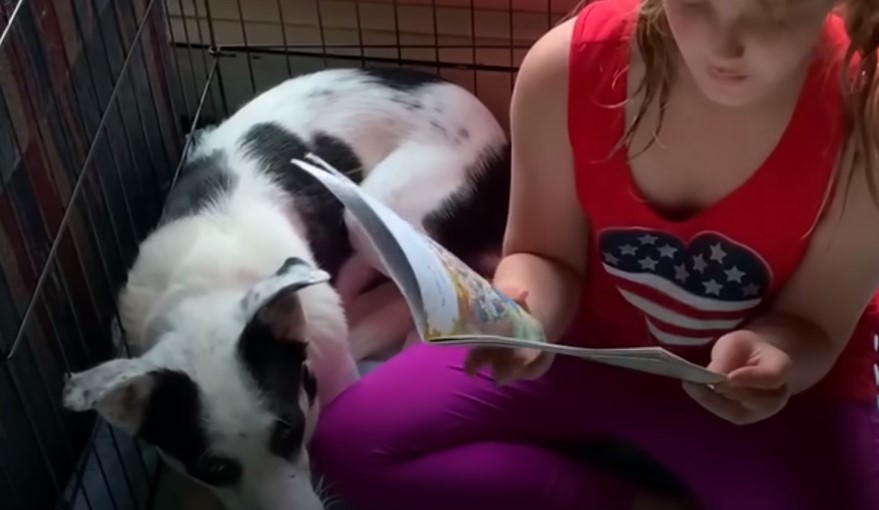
{"left": 566, "top": 0, "right": 878, "bottom": 400}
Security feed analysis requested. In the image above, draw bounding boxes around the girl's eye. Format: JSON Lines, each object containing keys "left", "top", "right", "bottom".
{"left": 739, "top": 13, "right": 788, "bottom": 33}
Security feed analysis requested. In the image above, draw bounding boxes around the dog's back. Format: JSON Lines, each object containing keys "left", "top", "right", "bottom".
{"left": 192, "top": 68, "right": 504, "bottom": 171}
{"left": 124, "top": 67, "right": 510, "bottom": 352}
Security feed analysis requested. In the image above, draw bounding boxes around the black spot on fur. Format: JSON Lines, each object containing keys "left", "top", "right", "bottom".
{"left": 422, "top": 144, "right": 511, "bottom": 274}
{"left": 429, "top": 119, "right": 448, "bottom": 138}
{"left": 237, "top": 293, "right": 310, "bottom": 416}
{"left": 360, "top": 67, "right": 446, "bottom": 92}
{"left": 457, "top": 128, "right": 470, "bottom": 142}
{"left": 138, "top": 370, "right": 206, "bottom": 461}
{"left": 390, "top": 93, "right": 423, "bottom": 112}
{"left": 138, "top": 370, "right": 242, "bottom": 486}
{"left": 239, "top": 122, "right": 364, "bottom": 278}
{"left": 312, "top": 132, "right": 362, "bottom": 179}
{"left": 305, "top": 88, "right": 333, "bottom": 100}
{"left": 159, "top": 151, "right": 236, "bottom": 225}
{"left": 240, "top": 122, "right": 310, "bottom": 174}
{"left": 237, "top": 293, "right": 310, "bottom": 461}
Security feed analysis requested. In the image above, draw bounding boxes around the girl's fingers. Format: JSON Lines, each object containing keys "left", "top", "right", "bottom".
{"left": 682, "top": 381, "right": 752, "bottom": 425}
{"left": 463, "top": 347, "right": 496, "bottom": 375}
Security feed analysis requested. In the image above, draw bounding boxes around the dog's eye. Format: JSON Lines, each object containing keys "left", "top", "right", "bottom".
{"left": 269, "top": 418, "right": 305, "bottom": 460}
{"left": 302, "top": 365, "right": 317, "bottom": 405}
{"left": 192, "top": 453, "right": 242, "bottom": 487}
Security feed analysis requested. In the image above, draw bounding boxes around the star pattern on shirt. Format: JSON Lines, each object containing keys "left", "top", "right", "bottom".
{"left": 601, "top": 231, "right": 770, "bottom": 302}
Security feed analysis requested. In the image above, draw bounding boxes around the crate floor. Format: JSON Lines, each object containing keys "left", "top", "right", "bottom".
{"left": 63, "top": 422, "right": 159, "bottom": 510}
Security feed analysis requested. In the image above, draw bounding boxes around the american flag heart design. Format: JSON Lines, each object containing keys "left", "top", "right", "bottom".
{"left": 598, "top": 229, "right": 771, "bottom": 346}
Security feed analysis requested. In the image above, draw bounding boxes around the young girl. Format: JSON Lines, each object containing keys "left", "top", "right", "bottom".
{"left": 311, "top": 0, "right": 879, "bottom": 508}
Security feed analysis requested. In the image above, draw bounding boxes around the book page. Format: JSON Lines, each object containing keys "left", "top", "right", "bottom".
{"left": 291, "top": 154, "right": 544, "bottom": 344}
{"left": 426, "top": 337, "right": 725, "bottom": 385}
{"left": 291, "top": 154, "right": 724, "bottom": 385}
{"left": 416, "top": 235, "right": 545, "bottom": 342}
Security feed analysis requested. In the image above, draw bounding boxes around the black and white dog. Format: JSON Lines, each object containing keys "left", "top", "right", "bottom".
{"left": 61, "top": 67, "right": 510, "bottom": 509}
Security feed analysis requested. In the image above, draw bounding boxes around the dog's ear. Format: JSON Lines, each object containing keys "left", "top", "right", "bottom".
{"left": 237, "top": 257, "right": 325, "bottom": 414}
{"left": 239, "top": 257, "right": 330, "bottom": 341}
{"left": 237, "top": 307, "right": 310, "bottom": 416}
{"left": 62, "top": 358, "right": 160, "bottom": 434}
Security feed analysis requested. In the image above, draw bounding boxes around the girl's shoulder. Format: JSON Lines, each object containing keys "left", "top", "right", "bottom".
{"left": 569, "top": 0, "right": 639, "bottom": 47}
{"left": 565, "top": 0, "right": 639, "bottom": 86}
{"left": 511, "top": 0, "right": 639, "bottom": 135}
{"left": 519, "top": 0, "right": 637, "bottom": 83}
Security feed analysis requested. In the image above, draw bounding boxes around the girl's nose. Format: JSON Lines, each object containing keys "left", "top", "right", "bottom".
{"left": 710, "top": 23, "right": 746, "bottom": 61}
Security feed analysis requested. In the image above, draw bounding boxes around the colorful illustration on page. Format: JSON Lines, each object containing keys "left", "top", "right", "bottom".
{"left": 421, "top": 237, "right": 545, "bottom": 342}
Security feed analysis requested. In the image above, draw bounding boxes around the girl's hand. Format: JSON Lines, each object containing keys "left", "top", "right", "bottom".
{"left": 683, "top": 330, "right": 792, "bottom": 425}
{"left": 463, "top": 288, "right": 555, "bottom": 383}
{"left": 464, "top": 345, "right": 554, "bottom": 383}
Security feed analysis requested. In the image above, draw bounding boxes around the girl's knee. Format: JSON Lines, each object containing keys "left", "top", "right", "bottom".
{"left": 311, "top": 398, "right": 379, "bottom": 469}
{"left": 309, "top": 379, "right": 409, "bottom": 479}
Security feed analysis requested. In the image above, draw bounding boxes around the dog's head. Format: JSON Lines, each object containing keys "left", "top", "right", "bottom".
{"left": 62, "top": 257, "right": 333, "bottom": 510}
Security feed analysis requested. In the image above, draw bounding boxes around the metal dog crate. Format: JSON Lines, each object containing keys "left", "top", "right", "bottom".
{"left": 0, "top": 0, "right": 575, "bottom": 508}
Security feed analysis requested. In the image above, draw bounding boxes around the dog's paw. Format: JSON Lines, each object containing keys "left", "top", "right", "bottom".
{"left": 62, "top": 372, "right": 98, "bottom": 411}
{"left": 60, "top": 358, "right": 150, "bottom": 413}
{"left": 60, "top": 359, "right": 157, "bottom": 432}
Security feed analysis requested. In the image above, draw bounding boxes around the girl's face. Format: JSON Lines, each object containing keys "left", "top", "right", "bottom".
{"left": 662, "top": 0, "right": 837, "bottom": 107}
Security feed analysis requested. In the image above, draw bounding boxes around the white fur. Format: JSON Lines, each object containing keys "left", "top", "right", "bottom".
{"left": 62, "top": 68, "right": 507, "bottom": 510}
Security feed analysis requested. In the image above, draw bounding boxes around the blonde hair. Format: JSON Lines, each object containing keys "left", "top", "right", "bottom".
{"left": 840, "top": 0, "right": 879, "bottom": 203}
{"left": 565, "top": 0, "right": 879, "bottom": 206}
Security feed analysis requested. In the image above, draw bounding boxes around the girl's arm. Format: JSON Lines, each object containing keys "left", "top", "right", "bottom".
{"left": 742, "top": 161, "right": 879, "bottom": 395}
{"left": 493, "top": 18, "right": 590, "bottom": 343}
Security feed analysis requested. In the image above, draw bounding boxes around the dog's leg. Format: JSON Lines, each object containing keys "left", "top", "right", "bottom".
{"left": 347, "top": 280, "right": 413, "bottom": 361}
{"left": 295, "top": 283, "right": 361, "bottom": 406}
{"left": 346, "top": 141, "right": 476, "bottom": 276}
{"left": 346, "top": 279, "right": 402, "bottom": 325}
{"left": 334, "top": 253, "right": 381, "bottom": 311}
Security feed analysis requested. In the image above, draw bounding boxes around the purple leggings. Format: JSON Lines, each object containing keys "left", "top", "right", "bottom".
{"left": 310, "top": 343, "right": 879, "bottom": 510}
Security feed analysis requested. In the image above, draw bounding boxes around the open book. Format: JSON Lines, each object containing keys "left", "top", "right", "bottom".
{"left": 290, "top": 154, "right": 725, "bottom": 386}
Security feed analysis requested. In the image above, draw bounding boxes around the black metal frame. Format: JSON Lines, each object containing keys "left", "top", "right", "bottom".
{"left": 0, "top": 0, "right": 557, "bottom": 509}
{"left": 167, "top": 0, "right": 560, "bottom": 116}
